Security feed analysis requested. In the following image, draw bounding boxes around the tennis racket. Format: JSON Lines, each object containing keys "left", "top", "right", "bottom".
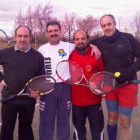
{"left": 56, "top": 60, "right": 89, "bottom": 86}
{"left": 56, "top": 61, "right": 117, "bottom": 95}
{"left": 56, "top": 61, "right": 113, "bottom": 94}
{"left": 0, "top": 29, "right": 10, "bottom": 49}
{"left": 89, "top": 71, "right": 140, "bottom": 95}
{"left": 56, "top": 60, "right": 140, "bottom": 95}
{"left": 1, "top": 75, "right": 56, "bottom": 103}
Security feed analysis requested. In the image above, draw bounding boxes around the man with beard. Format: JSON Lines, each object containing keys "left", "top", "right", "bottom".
{"left": 69, "top": 30, "right": 104, "bottom": 140}
{"left": 38, "top": 21, "right": 101, "bottom": 140}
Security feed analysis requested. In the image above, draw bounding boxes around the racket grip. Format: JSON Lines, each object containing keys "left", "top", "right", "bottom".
{"left": 1, "top": 95, "right": 17, "bottom": 103}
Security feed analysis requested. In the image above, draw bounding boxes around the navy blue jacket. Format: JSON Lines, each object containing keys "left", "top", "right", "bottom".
{"left": 90, "top": 31, "right": 140, "bottom": 80}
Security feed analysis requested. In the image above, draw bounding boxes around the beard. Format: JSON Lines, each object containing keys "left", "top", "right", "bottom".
{"left": 76, "top": 43, "right": 88, "bottom": 54}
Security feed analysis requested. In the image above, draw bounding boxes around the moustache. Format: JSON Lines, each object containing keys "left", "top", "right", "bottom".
{"left": 51, "top": 34, "right": 58, "bottom": 37}
{"left": 77, "top": 43, "right": 85, "bottom": 46}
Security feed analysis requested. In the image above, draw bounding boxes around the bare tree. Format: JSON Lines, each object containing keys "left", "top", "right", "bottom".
{"left": 61, "top": 13, "right": 77, "bottom": 42}
{"left": 76, "top": 15, "right": 99, "bottom": 36}
{"left": 14, "top": 2, "right": 54, "bottom": 45}
{"left": 33, "top": 4, "right": 54, "bottom": 33}
{"left": 131, "top": 10, "right": 140, "bottom": 40}
{"left": 15, "top": 11, "right": 26, "bottom": 27}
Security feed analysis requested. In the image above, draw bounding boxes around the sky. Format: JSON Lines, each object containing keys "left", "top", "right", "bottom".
{"left": 0, "top": 0, "right": 140, "bottom": 36}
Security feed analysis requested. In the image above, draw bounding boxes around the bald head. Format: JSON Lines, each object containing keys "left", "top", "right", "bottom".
{"left": 15, "top": 25, "right": 32, "bottom": 37}
{"left": 73, "top": 30, "right": 89, "bottom": 53}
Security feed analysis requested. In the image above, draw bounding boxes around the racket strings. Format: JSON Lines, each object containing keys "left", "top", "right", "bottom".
{"left": 26, "top": 76, "right": 56, "bottom": 93}
{"left": 69, "top": 63, "right": 83, "bottom": 84}
{"left": 56, "top": 61, "right": 83, "bottom": 84}
{"left": 89, "top": 73, "right": 117, "bottom": 94}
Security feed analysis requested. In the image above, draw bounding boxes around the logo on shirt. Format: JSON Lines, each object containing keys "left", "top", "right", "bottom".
{"left": 58, "top": 49, "right": 67, "bottom": 57}
{"left": 118, "top": 45, "right": 122, "bottom": 48}
{"left": 85, "top": 65, "right": 92, "bottom": 72}
{"left": 44, "top": 57, "right": 52, "bottom": 75}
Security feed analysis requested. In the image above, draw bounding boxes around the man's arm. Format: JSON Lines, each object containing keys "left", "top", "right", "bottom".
{"left": 70, "top": 42, "right": 101, "bottom": 60}
{"left": 115, "top": 34, "right": 140, "bottom": 83}
{"left": 0, "top": 79, "right": 7, "bottom": 87}
{"left": 90, "top": 44, "right": 101, "bottom": 60}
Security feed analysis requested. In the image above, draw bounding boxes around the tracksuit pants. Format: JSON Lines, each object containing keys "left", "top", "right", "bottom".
{"left": 72, "top": 103, "right": 104, "bottom": 140}
{"left": 39, "top": 82, "right": 71, "bottom": 140}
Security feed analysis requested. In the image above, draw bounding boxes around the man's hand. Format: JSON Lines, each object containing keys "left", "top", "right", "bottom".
{"left": 115, "top": 68, "right": 133, "bottom": 85}
{"left": 29, "top": 90, "right": 39, "bottom": 98}
{"left": 91, "top": 45, "right": 101, "bottom": 60}
{"left": 0, "top": 80, "right": 7, "bottom": 87}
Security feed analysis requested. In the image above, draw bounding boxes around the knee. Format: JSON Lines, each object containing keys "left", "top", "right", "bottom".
{"left": 108, "top": 111, "right": 119, "bottom": 126}
{"left": 108, "top": 115, "right": 118, "bottom": 126}
{"left": 120, "top": 120, "right": 131, "bottom": 129}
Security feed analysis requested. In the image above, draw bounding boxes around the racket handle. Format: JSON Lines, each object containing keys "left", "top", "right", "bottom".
{"left": 1, "top": 95, "right": 17, "bottom": 103}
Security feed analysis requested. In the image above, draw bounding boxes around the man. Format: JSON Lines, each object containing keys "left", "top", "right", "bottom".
{"left": 70, "top": 30, "right": 104, "bottom": 140}
{"left": 38, "top": 21, "right": 100, "bottom": 140}
{"left": 0, "top": 25, "right": 46, "bottom": 140}
{"left": 90, "top": 14, "right": 140, "bottom": 140}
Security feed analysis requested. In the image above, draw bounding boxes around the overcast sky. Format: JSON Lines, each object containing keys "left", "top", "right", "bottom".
{"left": 0, "top": 0, "right": 140, "bottom": 35}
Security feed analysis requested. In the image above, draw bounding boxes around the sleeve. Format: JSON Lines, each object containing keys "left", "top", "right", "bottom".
{"left": 69, "top": 43, "right": 75, "bottom": 54}
{"left": 128, "top": 34, "right": 140, "bottom": 73}
{"left": 37, "top": 53, "right": 46, "bottom": 76}
{"left": 0, "top": 50, "right": 4, "bottom": 82}
{"left": 37, "top": 46, "right": 47, "bottom": 75}
{"left": 90, "top": 38, "right": 99, "bottom": 46}
{"left": 97, "top": 57, "right": 104, "bottom": 71}
{"left": 0, "top": 72, "right": 3, "bottom": 82}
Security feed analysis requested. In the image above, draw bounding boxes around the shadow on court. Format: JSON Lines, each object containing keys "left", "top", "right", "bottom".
{"left": 0, "top": 84, "right": 140, "bottom": 140}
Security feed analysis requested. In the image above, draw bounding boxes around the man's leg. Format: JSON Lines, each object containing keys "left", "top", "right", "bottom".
{"left": 39, "top": 89, "right": 57, "bottom": 140}
{"left": 87, "top": 103, "right": 104, "bottom": 140}
{"left": 0, "top": 102, "right": 18, "bottom": 140}
{"left": 119, "top": 106, "right": 133, "bottom": 140}
{"left": 72, "top": 105, "right": 86, "bottom": 140}
{"left": 18, "top": 103, "right": 35, "bottom": 140}
{"left": 105, "top": 100, "right": 119, "bottom": 140}
{"left": 57, "top": 83, "right": 71, "bottom": 140}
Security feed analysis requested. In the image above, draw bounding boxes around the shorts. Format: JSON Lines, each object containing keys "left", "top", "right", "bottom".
{"left": 105, "top": 99, "right": 133, "bottom": 117}
{"left": 105, "top": 84, "right": 138, "bottom": 107}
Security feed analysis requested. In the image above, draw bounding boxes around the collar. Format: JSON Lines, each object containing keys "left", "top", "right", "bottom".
{"left": 14, "top": 44, "right": 31, "bottom": 53}
{"left": 104, "top": 29, "right": 120, "bottom": 43}
{"left": 76, "top": 44, "right": 91, "bottom": 55}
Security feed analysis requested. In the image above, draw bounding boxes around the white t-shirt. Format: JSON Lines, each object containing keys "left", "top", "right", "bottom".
{"left": 38, "top": 41, "right": 75, "bottom": 82}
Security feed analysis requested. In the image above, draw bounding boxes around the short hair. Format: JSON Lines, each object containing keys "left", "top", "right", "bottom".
{"left": 100, "top": 14, "right": 116, "bottom": 24}
{"left": 46, "top": 21, "right": 61, "bottom": 31}
{"left": 15, "top": 25, "right": 32, "bottom": 36}
{"left": 73, "top": 30, "right": 89, "bottom": 41}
